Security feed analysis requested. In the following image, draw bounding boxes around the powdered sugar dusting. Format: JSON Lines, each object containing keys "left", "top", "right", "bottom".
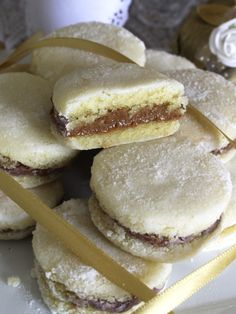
{"left": 91, "top": 138, "right": 232, "bottom": 237}
{"left": 31, "top": 22, "right": 146, "bottom": 83}
{"left": 167, "top": 69, "right": 236, "bottom": 140}
{"left": 0, "top": 73, "right": 75, "bottom": 168}
{"left": 146, "top": 50, "right": 196, "bottom": 72}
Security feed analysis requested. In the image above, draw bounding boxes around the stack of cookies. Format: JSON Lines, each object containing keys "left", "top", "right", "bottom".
{"left": 0, "top": 72, "right": 77, "bottom": 240}
{"left": 2, "top": 22, "right": 236, "bottom": 313}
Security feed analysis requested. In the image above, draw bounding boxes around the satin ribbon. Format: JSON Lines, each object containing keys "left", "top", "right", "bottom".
{"left": 0, "top": 34, "right": 137, "bottom": 72}
{"left": 0, "top": 32, "right": 43, "bottom": 70}
{"left": 134, "top": 244, "right": 236, "bottom": 314}
{"left": 221, "top": 224, "right": 236, "bottom": 237}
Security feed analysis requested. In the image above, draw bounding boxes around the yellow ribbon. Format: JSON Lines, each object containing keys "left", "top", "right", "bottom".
{"left": 134, "top": 244, "right": 236, "bottom": 314}
{"left": 0, "top": 32, "right": 43, "bottom": 70}
{"left": 0, "top": 35, "right": 137, "bottom": 72}
{"left": 221, "top": 224, "right": 236, "bottom": 238}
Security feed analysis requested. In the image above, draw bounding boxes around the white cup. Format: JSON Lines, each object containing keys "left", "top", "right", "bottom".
{"left": 25, "top": 0, "right": 132, "bottom": 35}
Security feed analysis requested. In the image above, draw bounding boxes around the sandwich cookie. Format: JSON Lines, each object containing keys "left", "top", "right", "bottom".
{"left": 51, "top": 63, "right": 187, "bottom": 150}
{"left": 33, "top": 199, "right": 172, "bottom": 314}
{"left": 166, "top": 69, "right": 236, "bottom": 162}
{"left": 0, "top": 180, "right": 63, "bottom": 240}
{"left": 0, "top": 73, "right": 76, "bottom": 188}
{"left": 30, "top": 22, "right": 146, "bottom": 84}
{"left": 205, "top": 157, "right": 236, "bottom": 251}
{"left": 145, "top": 49, "right": 195, "bottom": 72}
{"left": 89, "top": 138, "right": 232, "bottom": 262}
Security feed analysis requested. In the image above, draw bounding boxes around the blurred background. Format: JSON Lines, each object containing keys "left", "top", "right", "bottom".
{"left": 0, "top": 0, "right": 206, "bottom": 50}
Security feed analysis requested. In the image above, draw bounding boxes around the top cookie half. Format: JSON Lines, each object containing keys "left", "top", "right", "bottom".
{"left": 51, "top": 64, "right": 187, "bottom": 150}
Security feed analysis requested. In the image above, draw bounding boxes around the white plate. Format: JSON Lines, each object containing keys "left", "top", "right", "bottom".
{"left": 1, "top": 153, "right": 236, "bottom": 314}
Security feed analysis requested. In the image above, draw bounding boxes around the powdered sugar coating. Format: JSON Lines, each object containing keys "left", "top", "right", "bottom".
{"left": 0, "top": 73, "right": 76, "bottom": 169}
{"left": 32, "top": 199, "right": 171, "bottom": 301}
{"left": 31, "top": 22, "right": 146, "bottom": 83}
{"left": 167, "top": 69, "right": 236, "bottom": 154}
{"left": 146, "top": 50, "right": 195, "bottom": 72}
{"left": 91, "top": 138, "right": 232, "bottom": 237}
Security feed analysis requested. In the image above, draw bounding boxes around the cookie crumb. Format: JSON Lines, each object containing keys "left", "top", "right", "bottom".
{"left": 7, "top": 276, "right": 21, "bottom": 287}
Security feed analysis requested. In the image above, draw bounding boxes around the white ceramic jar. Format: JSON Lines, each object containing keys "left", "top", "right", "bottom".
{"left": 25, "top": 0, "right": 132, "bottom": 35}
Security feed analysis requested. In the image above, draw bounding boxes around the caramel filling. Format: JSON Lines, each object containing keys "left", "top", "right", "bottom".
{"left": 37, "top": 265, "right": 161, "bottom": 313}
{"left": 0, "top": 155, "right": 62, "bottom": 176}
{"left": 97, "top": 201, "right": 221, "bottom": 248}
{"left": 51, "top": 104, "right": 183, "bottom": 137}
{"left": 119, "top": 218, "right": 221, "bottom": 247}
{"left": 0, "top": 226, "right": 34, "bottom": 236}
{"left": 211, "top": 142, "right": 233, "bottom": 156}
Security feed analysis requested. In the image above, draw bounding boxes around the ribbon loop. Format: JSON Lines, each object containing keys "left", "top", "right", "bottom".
{"left": 0, "top": 36, "right": 137, "bottom": 72}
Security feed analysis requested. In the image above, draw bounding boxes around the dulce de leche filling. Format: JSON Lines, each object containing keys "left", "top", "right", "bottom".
{"left": 1, "top": 225, "right": 34, "bottom": 235}
{"left": 0, "top": 155, "right": 62, "bottom": 176}
{"left": 211, "top": 142, "right": 233, "bottom": 156}
{"left": 97, "top": 201, "right": 221, "bottom": 247}
{"left": 120, "top": 218, "right": 221, "bottom": 247}
{"left": 51, "top": 103, "right": 183, "bottom": 137}
{"left": 38, "top": 264, "right": 161, "bottom": 313}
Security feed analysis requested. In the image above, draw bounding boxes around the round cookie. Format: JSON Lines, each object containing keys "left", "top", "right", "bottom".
{"left": 145, "top": 49, "right": 195, "bottom": 72}
{"left": 205, "top": 157, "right": 236, "bottom": 251}
{"left": 0, "top": 180, "right": 63, "bottom": 240}
{"left": 33, "top": 199, "right": 172, "bottom": 314}
{"left": 89, "top": 138, "right": 232, "bottom": 262}
{"left": 51, "top": 64, "right": 187, "bottom": 150}
{"left": 166, "top": 69, "right": 236, "bottom": 162}
{"left": 31, "top": 22, "right": 146, "bottom": 84}
{"left": 0, "top": 73, "right": 76, "bottom": 188}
